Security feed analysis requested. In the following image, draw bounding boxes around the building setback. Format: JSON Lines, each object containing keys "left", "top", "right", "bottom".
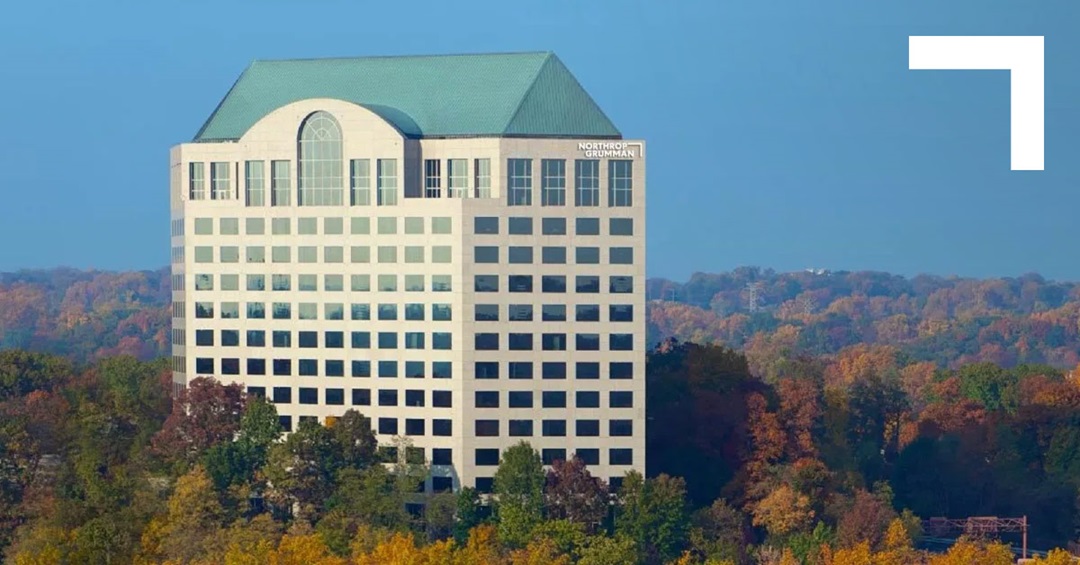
{"left": 169, "top": 52, "right": 646, "bottom": 492}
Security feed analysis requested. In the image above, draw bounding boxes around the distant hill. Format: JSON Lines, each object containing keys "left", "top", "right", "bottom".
{"left": 0, "top": 267, "right": 170, "bottom": 363}
{"left": 2, "top": 266, "right": 1079, "bottom": 371}
{"left": 647, "top": 267, "right": 1080, "bottom": 372}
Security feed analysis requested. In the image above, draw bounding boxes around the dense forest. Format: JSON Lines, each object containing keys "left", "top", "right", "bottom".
{"left": 3, "top": 267, "right": 1080, "bottom": 563}
{"left": 2, "top": 341, "right": 1080, "bottom": 563}
{"left": 3, "top": 266, "right": 1080, "bottom": 371}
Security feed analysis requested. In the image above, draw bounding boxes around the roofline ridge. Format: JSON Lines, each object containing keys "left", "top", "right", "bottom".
{"left": 500, "top": 53, "right": 556, "bottom": 135}
{"left": 193, "top": 64, "right": 252, "bottom": 141}
{"left": 250, "top": 51, "right": 554, "bottom": 64}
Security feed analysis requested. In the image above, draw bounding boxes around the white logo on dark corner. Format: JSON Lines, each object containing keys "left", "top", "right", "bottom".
{"left": 908, "top": 36, "right": 1044, "bottom": 171}
{"left": 578, "top": 141, "right": 644, "bottom": 159}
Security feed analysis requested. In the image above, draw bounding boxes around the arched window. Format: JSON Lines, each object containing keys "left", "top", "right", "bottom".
{"left": 298, "top": 111, "right": 344, "bottom": 206}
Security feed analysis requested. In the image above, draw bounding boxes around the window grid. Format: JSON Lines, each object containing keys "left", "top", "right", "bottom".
{"left": 424, "top": 159, "right": 442, "bottom": 198}
{"left": 448, "top": 159, "right": 469, "bottom": 198}
{"left": 243, "top": 161, "right": 264, "bottom": 206}
{"left": 608, "top": 159, "right": 633, "bottom": 207}
{"left": 474, "top": 158, "right": 491, "bottom": 198}
{"left": 350, "top": 159, "right": 371, "bottom": 205}
{"left": 188, "top": 163, "right": 205, "bottom": 200}
{"left": 378, "top": 159, "right": 398, "bottom": 206}
{"left": 271, "top": 161, "right": 291, "bottom": 206}
{"left": 298, "top": 111, "right": 344, "bottom": 206}
{"left": 507, "top": 159, "right": 532, "bottom": 206}
{"left": 210, "top": 162, "right": 232, "bottom": 200}
{"left": 575, "top": 159, "right": 600, "bottom": 206}
{"left": 541, "top": 159, "right": 566, "bottom": 206}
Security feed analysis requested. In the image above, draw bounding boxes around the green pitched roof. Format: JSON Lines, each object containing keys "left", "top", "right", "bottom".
{"left": 194, "top": 52, "right": 621, "bottom": 142}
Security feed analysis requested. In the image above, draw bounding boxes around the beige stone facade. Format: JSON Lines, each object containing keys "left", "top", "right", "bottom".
{"left": 171, "top": 99, "right": 645, "bottom": 491}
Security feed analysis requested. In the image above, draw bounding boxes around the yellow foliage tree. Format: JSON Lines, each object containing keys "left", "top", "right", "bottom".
{"left": 508, "top": 537, "right": 571, "bottom": 565}
{"left": 872, "top": 519, "right": 914, "bottom": 565}
{"left": 750, "top": 484, "right": 815, "bottom": 538}
{"left": 1027, "top": 548, "right": 1077, "bottom": 565}
{"left": 268, "top": 534, "right": 347, "bottom": 565}
{"left": 824, "top": 541, "right": 871, "bottom": 565}
{"left": 927, "top": 539, "right": 1014, "bottom": 565}
{"left": 455, "top": 524, "right": 507, "bottom": 565}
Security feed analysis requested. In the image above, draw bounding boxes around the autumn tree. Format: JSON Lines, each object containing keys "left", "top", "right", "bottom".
{"left": 264, "top": 419, "right": 342, "bottom": 522}
{"left": 152, "top": 377, "right": 244, "bottom": 468}
{"left": 544, "top": 456, "right": 608, "bottom": 532}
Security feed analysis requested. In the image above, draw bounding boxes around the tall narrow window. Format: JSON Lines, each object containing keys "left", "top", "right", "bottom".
{"left": 507, "top": 158, "right": 532, "bottom": 206}
{"left": 474, "top": 158, "right": 491, "bottom": 198}
{"left": 350, "top": 159, "right": 371, "bottom": 205}
{"left": 297, "top": 111, "right": 344, "bottom": 206}
{"left": 245, "top": 161, "right": 264, "bottom": 206}
{"left": 448, "top": 159, "right": 468, "bottom": 198}
{"left": 211, "top": 162, "right": 231, "bottom": 200}
{"left": 378, "top": 159, "right": 398, "bottom": 205}
{"left": 271, "top": 161, "right": 291, "bottom": 206}
{"left": 541, "top": 159, "right": 566, "bottom": 206}
{"left": 608, "top": 160, "right": 633, "bottom": 207}
{"left": 575, "top": 160, "right": 600, "bottom": 206}
{"left": 424, "top": 159, "right": 442, "bottom": 198}
{"left": 188, "top": 163, "right": 205, "bottom": 200}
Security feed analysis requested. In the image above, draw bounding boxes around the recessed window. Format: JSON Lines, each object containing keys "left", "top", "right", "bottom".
{"left": 424, "top": 159, "right": 442, "bottom": 198}
{"left": 542, "top": 362, "right": 567, "bottom": 380}
{"left": 610, "top": 276, "right": 634, "bottom": 294}
{"left": 608, "top": 159, "right": 633, "bottom": 207}
{"left": 611, "top": 334, "right": 634, "bottom": 351}
{"left": 272, "top": 331, "right": 291, "bottom": 348}
{"left": 575, "top": 160, "right": 600, "bottom": 206}
{"left": 508, "top": 217, "right": 533, "bottom": 235}
{"left": 542, "top": 305, "right": 566, "bottom": 322}
{"left": 271, "top": 161, "right": 291, "bottom": 206}
{"left": 509, "top": 420, "right": 533, "bottom": 437}
{"left": 508, "top": 362, "right": 533, "bottom": 380}
{"left": 541, "top": 159, "right": 566, "bottom": 206}
{"left": 542, "top": 333, "right": 567, "bottom": 351}
{"left": 542, "top": 420, "right": 566, "bottom": 437}
{"left": 474, "top": 159, "right": 492, "bottom": 198}
{"left": 507, "top": 159, "right": 532, "bottom": 206}
{"left": 577, "top": 362, "right": 600, "bottom": 380}
{"left": 350, "top": 159, "right": 371, "bottom": 205}
{"left": 475, "top": 362, "right": 499, "bottom": 379}
{"left": 475, "top": 420, "right": 499, "bottom": 437}
{"left": 475, "top": 333, "right": 499, "bottom": 350}
{"left": 576, "top": 247, "right": 600, "bottom": 264}
{"left": 476, "top": 449, "right": 499, "bottom": 466}
{"left": 542, "top": 391, "right": 566, "bottom": 408}
{"left": 351, "top": 331, "right": 371, "bottom": 349}
{"left": 474, "top": 275, "right": 498, "bottom": 292}
{"left": 577, "top": 449, "right": 600, "bottom": 466}
{"left": 610, "top": 305, "right": 634, "bottom": 322}
{"left": 610, "top": 448, "right": 633, "bottom": 466}
{"left": 577, "top": 334, "right": 600, "bottom": 351}
{"left": 508, "top": 333, "right": 533, "bottom": 351}
{"left": 475, "top": 391, "right": 499, "bottom": 408}
{"left": 543, "top": 449, "right": 567, "bottom": 465}
{"left": 353, "top": 361, "right": 371, "bottom": 377}
{"left": 432, "top": 217, "right": 452, "bottom": 234}
{"left": 432, "top": 304, "right": 452, "bottom": 321}
{"left": 247, "top": 275, "right": 265, "bottom": 291}
{"left": 189, "top": 163, "right": 206, "bottom": 200}
{"left": 433, "top": 421, "right": 452, "bottom": 438}
{"left": 475, "top": 217, "right": 499, "bottom": 234}
{"left": 542, "top": 247, "right": 566, "bottom": 264}
{"left": 351, "top": 303, "right": 371, "bottom": 321}
{"left": 475, "top": 304, "right": 499, "bottom": 321}
{"left": 508, "top": 275, "right": 533, "bottom": 293}
{"left": 352, "top": 389, "right": 371, "bottom": 406}
{"left": 576, "top": 217, "right": 600, "bottom": 235}
{"left": 377, "top": 159, "right": 398, "bottom": 206}
{"left": 576, "top": 391, "right": 600, "bottom": 408}
{"left": 542, "top": 275, "right": 566, "bottom": 293}
{"left": 577, "top": 305, "right": 600, "bottom": 322}
{"left": 509, "top": 391, "right": 533, "bottom": 408}
{"left": 211, "top": 162, "right": 232, "bottom": 200}
{"left": 610, "top": 391, "right": 634, "bottom": 408}
{"left": 475, "top": 246, "right": 499, "bottom": 263}
{"left": 405, "top": 303, "right": 424, "bottom": 321}
{"left": 508, "top": 304, "right": 533, "bottom": 322}
{"left": 610, "top": 247, "right": 634, "bottom": 265}
{"left": 576, "top": 420, "right": 600, "bottom": 437}
{"left": 610, "top": 218, "right": 634, "bottom": 236}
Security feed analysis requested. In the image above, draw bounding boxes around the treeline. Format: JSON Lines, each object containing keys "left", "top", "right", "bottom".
{"left": 6, "top": 266, "right": 1080, "bottom": 371}
{"left": 3, "top": 342, "right": 1080, "bottom": 564}
{"left": 648, "top": 267, "right": 1080, "bottom": 369}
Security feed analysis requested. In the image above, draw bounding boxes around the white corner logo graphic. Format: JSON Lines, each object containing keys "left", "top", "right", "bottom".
{"left": 908, "top": 36, "right": 1044, "bottom": 171}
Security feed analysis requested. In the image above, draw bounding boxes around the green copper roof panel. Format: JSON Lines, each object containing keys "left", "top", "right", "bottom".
{"left": 194, "top": 52, "right": 621, "bottom": 141}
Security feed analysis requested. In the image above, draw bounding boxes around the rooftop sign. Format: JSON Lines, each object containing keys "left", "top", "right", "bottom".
{"left": 578, "top": 141, "right": 642, "bottom": 159}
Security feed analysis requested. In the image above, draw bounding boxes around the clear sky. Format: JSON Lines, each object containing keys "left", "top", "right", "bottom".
{"left": 0, "top": 0, "right": 1076, "bottom": 280}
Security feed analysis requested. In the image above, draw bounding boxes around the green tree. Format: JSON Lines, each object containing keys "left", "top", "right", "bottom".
{"left": 493, "top": 441, "right": 545, "bottom": 548}
{"left": 157, "top": 465, "right": 226, "bottom": 563}
{"left": 328, "top": 410, "right": 377, "bottom": 471}
{"left": 264, "top": 419, "right": 342, "bottom": 522}
{"left": 454, "top": 486, "right": 484, "bottom": 544}
{"left": 615, "top": 471, "right": 690, "bottom": 564}
{"left": 577, "top": 534, "right": 640, "bottom": 565}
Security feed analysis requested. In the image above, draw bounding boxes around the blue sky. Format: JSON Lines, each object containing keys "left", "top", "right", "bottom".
{"left": 0, "top": 0, "right": 1077, "bottom": 280}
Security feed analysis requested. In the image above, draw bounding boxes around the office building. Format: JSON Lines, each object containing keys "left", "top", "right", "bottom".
{"left": 170, "top": 52, "right": 645, "bottom": 491}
